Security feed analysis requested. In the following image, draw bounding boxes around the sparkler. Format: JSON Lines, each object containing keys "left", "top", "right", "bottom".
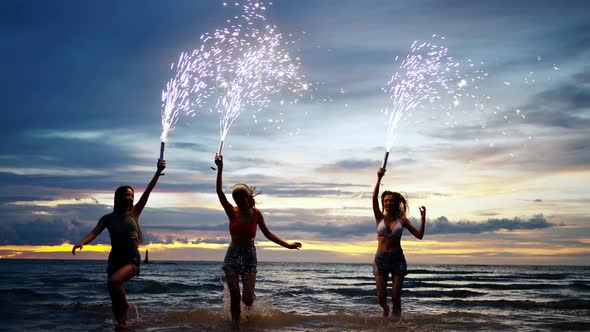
{"left": 381, "top": 151, "right": 389, "bottom": 169}
{"left": 158, "top": 1, "right": 306, "bottom": 160}
{"left": 382, "top": 37, "right": 478, "bottom": 168}
{"left": 160, "top": 49, "right": 211, "bottom": 160}
{"left": 384, "top": 40, "right": 458, "bottom": 151}
{"left": 205, "top": 1, "right": 306, "bottom": 156}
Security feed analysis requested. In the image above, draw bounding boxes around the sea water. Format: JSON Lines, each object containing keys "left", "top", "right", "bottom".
{"left": 1, "top": 260, "right": 589, "bottom": 331}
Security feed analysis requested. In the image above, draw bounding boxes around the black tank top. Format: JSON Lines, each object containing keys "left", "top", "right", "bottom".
{"left": 100, "top": 212, "right": 139, "bottom": 251}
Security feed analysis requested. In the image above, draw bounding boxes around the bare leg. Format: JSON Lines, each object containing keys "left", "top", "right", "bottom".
{"left": 375, "top": 274, "right": 389, "bottom": 317}
{"left": 225, "top": 271, "right": 241, "bottom": 329}
{"left": 107, "top": 264, "right": 138, "bottom": 326}
{"left": 242, "top": 272, "right": 256, "bottom": 320}
{"left": 391, "top": 274, "right": 404, "bottom": 320}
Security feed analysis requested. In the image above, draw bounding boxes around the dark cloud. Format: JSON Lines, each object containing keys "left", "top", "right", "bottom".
{"left": 259, "top": 181, "right": 367, "bottom": 198}
{"left": 512, "top": 69, "right": 590, "bottom": 130}
{"left": 0, "top": 189, "right": 561, "bottom": 244}
{"left": 316, "top": 156, "right": 419, "bottom": 174}
{"left": 229, "top": 214, "right": 558, "bottom": 239}
{"left": 0, "top": 1, "right": 226, "bottom": 137}
{"left": 0, "top": 218, "right": 108, "bottom": 246}
{"left": 427, "top": 214, "right": 556, "bottom": 235}
{"left": 144, "top": 224, "right": 226, "bottom": 232}
{"left": 574, "top": 70, "right": 590, "bottom": 84}
{"left": 13, "top": 135, "right": 135, "bottom": 170}
{"left": 424, "top": 122, "right": 590, "bottom": 173}
{"left": 172, "top": 142, "right": 210, "bottom": 151}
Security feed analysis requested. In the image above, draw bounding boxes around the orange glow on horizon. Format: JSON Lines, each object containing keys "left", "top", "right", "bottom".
{"left": 2, "top": 237, "right": 589, "bottom": 261}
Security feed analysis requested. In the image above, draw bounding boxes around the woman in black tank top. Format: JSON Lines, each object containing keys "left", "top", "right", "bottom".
{"left": 72, "top": 159, "right": 165, "bottom": 327}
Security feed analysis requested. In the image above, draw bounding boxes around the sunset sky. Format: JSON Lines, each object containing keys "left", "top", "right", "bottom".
{"left": 1, "top": 0, "right": 589, "bottom": 265}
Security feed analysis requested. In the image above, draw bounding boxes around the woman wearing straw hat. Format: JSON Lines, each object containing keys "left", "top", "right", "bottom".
{"left": 215, "top": 154, "right": 301, "bottom": 329}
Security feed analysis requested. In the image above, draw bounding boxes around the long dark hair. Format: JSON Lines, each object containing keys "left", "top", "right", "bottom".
{"left": 114, "top": 185, "right": 144, "bottom": 244}
{"left": 381, "top": 191, "right": 408, "bottom": 219}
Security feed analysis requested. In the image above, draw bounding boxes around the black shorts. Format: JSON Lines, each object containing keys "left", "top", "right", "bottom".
{"left": 373, "top": 250, "right": 407, "bottom": 277}
{"left": 107, "top": 248, "right": 140, "bottom": 278}
{"left": 222, "top": 245, "right": 257, "bottom": 275}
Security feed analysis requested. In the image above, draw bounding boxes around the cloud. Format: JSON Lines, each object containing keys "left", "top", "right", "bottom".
{"left": 427, "top": 214, "right": 556, "bottom": 235}
{"left": 520, "top": 75, "right": 590, "bottom": 130}
{"left": 0, "top": 218, "right": 108, "bottom": 246}
{"left": 172, "top": 142, "right": 210, "bottom": 151}
{"left": 315, "top": 157, "right": 418, "bottom": 174}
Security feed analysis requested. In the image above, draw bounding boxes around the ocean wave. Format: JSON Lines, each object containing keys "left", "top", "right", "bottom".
{"left": 47, "top": 301, "right": 110, "bottom": 312}
{"left": 413, "top": 281, "right": 564, "bottom": 290}
{"left": 3, "top": 288, "right": 68, "bottom": 302}
{"left": 435, "top": 298, "right": 590, "bottom": 310}
{"left": 127, "top": 280, "right": 224, "bottom": 294}
{"left": 542, "top": 320, "right": 590, "bottom": 331}
{"left": 325, "top": 287, "right": 376, "bottom": 297}
{"left": 570, "top": 281, "right": 590, "bottom": 291}
{"left": 406, "top": 289, "right": 485, "bottom": 298}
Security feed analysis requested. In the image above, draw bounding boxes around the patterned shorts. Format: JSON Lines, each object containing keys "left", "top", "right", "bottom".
{"left": 222, "top": 245, "right": 257, "bottom": 275}
{"left": 373, "top": 250, "right": 407, "bottom": 276}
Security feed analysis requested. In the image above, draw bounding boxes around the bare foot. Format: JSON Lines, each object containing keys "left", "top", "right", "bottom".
{"left": 114, "top": 320, "right": 127, "bottom": 332}
{"left": 115, "top": 304, "right": 129, "bottom": 326}
{"left": 231, "top": 318, "right": 240, "bottom": 331}
{"left": 382, "top": 305, "right": 389, "bottom": 318}
{"left": 123, "top": 304, "right": 130, "bottom": 322}
{"left": 245, "top": 305, "right": 251, "bottom": 321}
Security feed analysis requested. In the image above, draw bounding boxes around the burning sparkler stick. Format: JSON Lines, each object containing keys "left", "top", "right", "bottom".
{"left": 381, "top": 151, "right": 390, "bottom": 170}
{"left": 159, "top": 141, "right": 165, "bottom": 161}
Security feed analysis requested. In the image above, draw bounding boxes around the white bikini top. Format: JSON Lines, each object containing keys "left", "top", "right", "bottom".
{"left": 377, "top": 219, "right": 404, "bottom": 237}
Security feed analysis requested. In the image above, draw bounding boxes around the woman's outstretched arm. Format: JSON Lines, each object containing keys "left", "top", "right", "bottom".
{"left": 403, "top": 206, "right": 426, "bottom": 240}
{"left": 72, "top": 218, "right": 107, "bottom": 255}
{"left": 257, "top": 212, "right": 302, "bottom": 250}
{"left": 373, "top": 167, "right": 386, "bottom": 224}
{"left": 215, "top": 154, "right": 234, "bottom": 218}
{"left": 134, "top": 159, "right": 166, "bottom": 218}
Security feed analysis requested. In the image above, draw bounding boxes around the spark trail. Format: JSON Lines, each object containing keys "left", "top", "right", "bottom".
{"left": 381, "top": 36, "right": 490, "bottom": 167}
{"left": 159, "top": 1, "right": 306, "bottom": 158}
{"left": 160, "top": 48, "right": 211, "bottom": 159}
{"left": 205, "top": 1, "right": 307, "bottom": 155}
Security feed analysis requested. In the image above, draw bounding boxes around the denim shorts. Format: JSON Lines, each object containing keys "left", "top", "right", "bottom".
{"left": 373, "top": 250, "right": 407, "bottom": 276}
{"left": 107, "top": 248, "right": 140, "bottom": 278}
{"left": 222, "top": 245, "right": 257, "bottom": 275}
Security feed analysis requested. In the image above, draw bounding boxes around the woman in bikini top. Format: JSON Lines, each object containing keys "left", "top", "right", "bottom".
{"left": 372, "top": 165, "right": 426, "bottom": 319}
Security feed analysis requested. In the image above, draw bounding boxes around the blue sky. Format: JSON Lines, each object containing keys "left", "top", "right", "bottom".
{"left": 1, "top": 0, "right": 589, "bottom": 264}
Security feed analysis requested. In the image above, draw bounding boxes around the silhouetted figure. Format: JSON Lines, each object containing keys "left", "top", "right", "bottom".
{"left": 215, "top": 154, "right": 301, "bottom": 330}
{"left": 372, "top": 166, "right": 426, "bottom": 319}
{"left": 72, "top": 159, "right": 166, "bottom": 326}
